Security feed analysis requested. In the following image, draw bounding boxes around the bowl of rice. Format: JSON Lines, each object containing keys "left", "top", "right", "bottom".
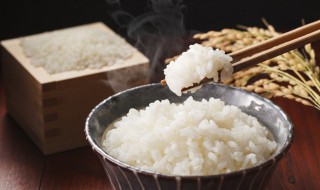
{"left": 85, "top": 83, "right": 293, "bottom": 190}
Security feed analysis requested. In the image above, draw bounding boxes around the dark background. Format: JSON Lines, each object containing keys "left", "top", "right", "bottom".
{"left": 1, "top": 0, "right": 319, "bottom": 79}
{"left": 1, "top": 0, "right": 319, "bottom": 41}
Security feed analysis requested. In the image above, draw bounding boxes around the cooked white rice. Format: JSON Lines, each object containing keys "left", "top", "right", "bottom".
{"left": 21, "top": 27, "right": 136, "bottom": 74}
{"left": 102, "top": 97, "right": 276, "bottom": 175}
{"left": 164, "top": 44, "right": 233, "bottom": 96}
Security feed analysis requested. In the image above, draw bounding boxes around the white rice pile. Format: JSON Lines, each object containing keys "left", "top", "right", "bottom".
{"left": 103, "top": 97, "right": 277, "bottom": 176}
{"left": 21, "top": 27, "right": 136, "bottom": 74}
{"left": 164, "top": 44, "right": 233, "bottom": 96}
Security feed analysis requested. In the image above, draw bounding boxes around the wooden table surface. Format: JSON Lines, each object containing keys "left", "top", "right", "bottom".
{"left": 0, "top": 53, "right": 320, "bottom": 190}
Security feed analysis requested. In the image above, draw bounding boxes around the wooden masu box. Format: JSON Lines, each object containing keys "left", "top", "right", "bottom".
{"left": 0, "top": 22, "right": 149, "bottom": 155}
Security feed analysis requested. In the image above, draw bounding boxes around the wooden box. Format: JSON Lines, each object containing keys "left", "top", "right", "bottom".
{"left": 0, "top": 22, "right": 149, "bottom": 155}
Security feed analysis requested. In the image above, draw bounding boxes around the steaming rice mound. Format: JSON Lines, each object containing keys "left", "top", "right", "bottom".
{"left": 164, "top": 44, "right": 233, "bottom": 96}
{"left": 103, "top": 97, "right": 277, "bottom": 175}
{"left": 21, "top": 27, "right": 136, "bottom": 74}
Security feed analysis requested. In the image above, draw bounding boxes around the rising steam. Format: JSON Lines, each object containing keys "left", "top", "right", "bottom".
{"left": 104, "top": 0, "right": 190, "bottom": 92}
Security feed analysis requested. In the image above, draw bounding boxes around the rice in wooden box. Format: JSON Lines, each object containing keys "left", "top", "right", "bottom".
{"left": 0, "top": 22, "right": 149, "bottom": 154}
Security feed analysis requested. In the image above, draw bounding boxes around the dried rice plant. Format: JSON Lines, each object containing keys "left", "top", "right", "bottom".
{"left": 166, "top": 20, "right": 320, "bottom": 110}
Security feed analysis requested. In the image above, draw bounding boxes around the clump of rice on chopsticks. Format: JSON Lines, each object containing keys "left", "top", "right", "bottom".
{"left": 163, "top": 43, "right": 233, "bottom": 96}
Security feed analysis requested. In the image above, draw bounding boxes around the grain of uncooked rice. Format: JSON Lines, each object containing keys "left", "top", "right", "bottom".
{"left": 21, "top": 27, "right": 135, "bottom": 74}
{"left": 102, "top": 97, "right": 276, "bottom": 176}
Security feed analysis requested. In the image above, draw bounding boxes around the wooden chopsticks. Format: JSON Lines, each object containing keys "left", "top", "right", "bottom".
{"left": 231, "top": 20, "right": 320, "bottom": 73}
{"left": 161, "top": 20, "right": 320, "bottom": 91}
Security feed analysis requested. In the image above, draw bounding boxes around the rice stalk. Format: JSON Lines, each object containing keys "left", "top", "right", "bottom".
{"left": 166, "top": 21, "right": 320, "bottom": 110}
